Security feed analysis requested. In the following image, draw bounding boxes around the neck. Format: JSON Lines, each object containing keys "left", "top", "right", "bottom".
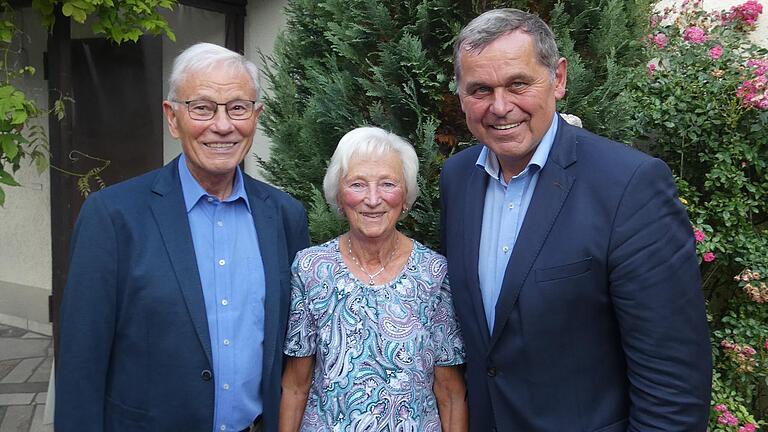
{"left": 348, "top": 230, "right": 399, "bottom": 265}
{"left": 193, "top": 171, "right": 236, "bottom": 201}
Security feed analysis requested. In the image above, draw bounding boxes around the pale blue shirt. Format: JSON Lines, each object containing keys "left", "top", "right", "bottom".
{"left": 477, "top": 113, "right": 559, "bottom": 332}
{"left": 179, "top": 155, "right": 265, "bottom": 432}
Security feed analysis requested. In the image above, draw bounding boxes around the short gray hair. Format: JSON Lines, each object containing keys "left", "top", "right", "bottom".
{"left": 167, "top": 42, "right": 260, "bottom": 101}
{"left": 453, "top": 8, "right": 560, "bottom": 83}
{"left": 323, "top": 127, "right": 419, "bottom": 217}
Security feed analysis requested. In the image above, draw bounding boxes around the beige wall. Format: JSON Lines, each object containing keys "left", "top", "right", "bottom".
{"left": 0, "top": 7, "right": 52, "bottom": 333}
{"left": 243, "top": 0, "right": 289, "bottom": 180}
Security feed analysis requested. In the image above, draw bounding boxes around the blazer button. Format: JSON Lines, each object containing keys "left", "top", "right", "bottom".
{"left": 487, "top": 367, "right": 497, "bottom": 377}
{"left": 201, "top": 369, "right": 213, "bottom": 381}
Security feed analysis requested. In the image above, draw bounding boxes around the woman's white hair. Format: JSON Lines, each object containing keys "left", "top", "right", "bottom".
{"left": 323, "top": 126, "right": 419, "bottom": 217}
{"left": 166, "top": 42, "right": 260, "bottom": 101}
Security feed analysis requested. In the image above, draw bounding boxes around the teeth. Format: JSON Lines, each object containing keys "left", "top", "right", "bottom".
{"left": 205, "top": 142, "right": 236, "bottom": 148}
{"left": 491, "top": 122, "right": 521, "bottom": 130}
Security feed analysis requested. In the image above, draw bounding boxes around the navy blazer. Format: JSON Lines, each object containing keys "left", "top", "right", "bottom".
{"left": 440, "top": 117, "right": 711, "bottom": 431}
{"left": 55, "top": 157, "right": 309, "bottom": 432}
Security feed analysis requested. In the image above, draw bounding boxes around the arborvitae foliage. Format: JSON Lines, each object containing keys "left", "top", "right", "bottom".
{"left": 260, "top": 0, "right": 652, "bottom": 247}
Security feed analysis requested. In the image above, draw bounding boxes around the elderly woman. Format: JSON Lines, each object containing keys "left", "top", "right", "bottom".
{"left": 279, "top": 127, "right": 467, "bottom": 432}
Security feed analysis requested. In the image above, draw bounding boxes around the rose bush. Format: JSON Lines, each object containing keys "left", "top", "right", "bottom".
{"left": 605, "top": 0, "right": 768, "bottom": 428}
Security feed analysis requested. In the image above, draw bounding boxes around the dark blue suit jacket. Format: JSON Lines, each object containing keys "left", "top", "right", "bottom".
{"left": 55, "top": 157, "right": 309, "bottom": 432}
{"left": 440, "top": 117, "right": 711, "bottom": 431}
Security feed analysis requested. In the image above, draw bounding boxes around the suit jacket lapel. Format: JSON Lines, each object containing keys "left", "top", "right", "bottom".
{"left": 463, "top": 161, "right": 492, "bottom": 346}
{"left": 489, "top": 118, "right": 577, "bottom": 347}
{"left": 244, "top": 180, "right": 282, "bottom": 387}
{"left": 150, "top": 158, "right": 213, "bottom": 365}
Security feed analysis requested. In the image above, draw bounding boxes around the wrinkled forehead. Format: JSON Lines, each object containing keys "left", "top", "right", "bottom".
{"left": 178, "top": 62, "right": 257, "bottom": 94}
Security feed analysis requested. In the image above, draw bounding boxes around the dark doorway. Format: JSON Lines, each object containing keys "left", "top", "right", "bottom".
{"left": 49, "top": 36, "right": 164, "bottom": 341}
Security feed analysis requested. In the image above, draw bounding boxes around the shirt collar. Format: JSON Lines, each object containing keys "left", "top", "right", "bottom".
{"left": 178, "top": 154, "right": 251, "bottom": 213}
{"left": 476, "top": 112, "right": 560, "bottom": 182}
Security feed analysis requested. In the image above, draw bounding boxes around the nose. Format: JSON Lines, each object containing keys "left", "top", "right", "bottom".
{"left": 489, "top": 88, "right": 514, "bottom": 116}
{"left": 210, "top": 105, "right": 235, "bottom": 133}
{"left": 364, "top": 184, "right": 382, "bottom": 206}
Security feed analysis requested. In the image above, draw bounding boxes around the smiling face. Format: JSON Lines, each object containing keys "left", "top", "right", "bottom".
{"left": 162, "top": 63, "right": 261, "bottom": 196}
{"left": 457, "top": 30, "right": 566, "bottom": 179}
{"left": 339, "top": 152, "right": 406, "bottom": 241}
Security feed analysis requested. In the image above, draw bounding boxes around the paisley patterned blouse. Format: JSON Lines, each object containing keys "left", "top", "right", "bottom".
{"left": 284, "top": 237, "right": 465, "bottom": 432}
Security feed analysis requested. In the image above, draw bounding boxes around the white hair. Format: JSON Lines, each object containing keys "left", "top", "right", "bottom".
{"left": 323, "top": 127, "right": 419, "bottom": 217}
{"left": 166, "top": 42, "right": 260, "bottom": 101}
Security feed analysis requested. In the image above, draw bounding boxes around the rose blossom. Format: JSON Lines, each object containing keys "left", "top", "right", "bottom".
{"left": 709, "top": 45, "right": 723, "bottom": 60}
{"left": 683, "top": 26, "right": 708, "bottom": 44}
{"left": 694, "top": 229, "right": 705, "bottom": 242}
{"left": 651, "top": 33, "right": 668, "bottom": 49}
{"left": 648, "top": 62, "right": 657, "bottom": 77}
{"left": 739, "top": 423, "right": 757, "bottom": 432}
{"left": 703, "top": 252, "right": 716, "bottom": 262}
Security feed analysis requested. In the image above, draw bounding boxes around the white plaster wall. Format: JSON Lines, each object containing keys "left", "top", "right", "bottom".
{"left": 161, "top": 5, "right": 227, "bottom": 164}
{"left": 656, "top": 0, "right": 768, "bottom": 47}
{"left": 243, "top": 0, "right": 289, "bottom": 181}
{"left": 0, "top": 7, "right": 52, "bottom": 291}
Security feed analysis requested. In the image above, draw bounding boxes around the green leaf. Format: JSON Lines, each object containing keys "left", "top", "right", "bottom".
{"left": 0, "top": 170, "right": 20, "bottom": 186}
{"left": 34, "top": 153, "right": 49, "bottom": 174}
{"left": 1, "top": 139, "right": 18, "bottom": 159}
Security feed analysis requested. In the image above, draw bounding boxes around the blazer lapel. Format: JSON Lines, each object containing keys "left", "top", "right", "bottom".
{"left": 150, "top": 158, "right": 212, "bottom": 365}
{"left": 244, "top": 180, "right": 282, "bottom": 387}
{"left": 463, "top": 162, "right": 492, "bottom": 346}
{"left": 489, "top": 118, "right": 577, "bottom": 347}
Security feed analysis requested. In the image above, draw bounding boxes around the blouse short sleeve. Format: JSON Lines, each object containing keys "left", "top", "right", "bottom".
{"left": 283, "top": 252, "right": 316, "bottom": 357}
{"left": 430, "top": 271, "right": 466, "bottom": 366}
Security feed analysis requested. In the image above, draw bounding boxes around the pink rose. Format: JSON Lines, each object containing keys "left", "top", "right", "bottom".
{"left": 694, "top": 229, "right": 705, "bottom": 242}
{"left": 683, "top": 26, "right": 708, "bottom": 44}
{"left": 652, "top": 33, "right": 668, "bottom": 49}
{"left": 723, "top": 1, "right": 763, "bottom": 28}
{"left": 709, "top": 45, "right": 723, "bottom": 60}
{"left": 714, "top": 403, "right": 728, "bottom": 412}
{"left": 739, "top": 423, "right": 757, "bottom": 432}
{"left": 703, "top": 252, "right": 716, "bottom": 262}
{"left": 648, "top": 63, "right": 657, "bottom": 78}
{"left": 764, "top": 339, "right": 768, "bottom": 350}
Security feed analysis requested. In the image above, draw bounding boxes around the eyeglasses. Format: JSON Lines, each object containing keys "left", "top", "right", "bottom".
{"left": 175, "top": 99, "right": 258, "bottom": 121}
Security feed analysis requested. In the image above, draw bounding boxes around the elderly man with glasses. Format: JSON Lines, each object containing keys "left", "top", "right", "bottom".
{"left": 55, "top": 42, "right": 309, "bottom": 432}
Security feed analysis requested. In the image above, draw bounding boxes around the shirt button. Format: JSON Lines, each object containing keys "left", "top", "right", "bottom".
{"left": 223, "top": 339, "right": 230, "bottom": 346}
{"left": 508, "top": 203, "right": 514, "bottom": 209}
{"left": 220, "top": 425, "right": 226, "bottom": 431}
{"left": 487, "top": 367, "right": 497, "bottom": 377}
{"left": 217, "top": 220, "right": 223, "bottom": 227}
{"left": 207, "top": 197, "right": 214, "bottom": 202}
{"left": 221, "top": 299, "right": 228, "bottom": 306}
{"left": 223, "top": 383, "right": 230, "bottom": 390}
{"left": 218, "top": 259, "right": 225, "bottom": 266}
{"left": 502, "top": 246, "right": 510, "bottom": 253}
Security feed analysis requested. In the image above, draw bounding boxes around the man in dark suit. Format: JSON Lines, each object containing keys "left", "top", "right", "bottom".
{"left": 440, "top": 9, "right": 711, "bottom": 431}
{"left": 55, "top": 42, "right": 309, "bottom": 432}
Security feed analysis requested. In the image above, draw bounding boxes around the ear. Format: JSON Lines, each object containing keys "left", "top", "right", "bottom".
{"left": 253, "top": 103, "right": 265, "bottom": 120}
{"left": 554, "top": 57, "right": 568, "bottom": 101}
{"left": 162, "top": 101, "right": 181, "bottom": 139}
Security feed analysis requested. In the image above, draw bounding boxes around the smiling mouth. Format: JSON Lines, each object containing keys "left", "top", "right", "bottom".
{"left": 360, "top": 212, "right": 386, "bottom": 219}
{"left": 204, "top": 142, "right": 237, "bottom": 149}
{"left": 490, "top": 122, "right": 521, "bottom": 130}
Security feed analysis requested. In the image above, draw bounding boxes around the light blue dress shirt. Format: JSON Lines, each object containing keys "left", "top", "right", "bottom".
{"left": 179, "top": 155, "right": 265, "bottom": 432}
{"left": 477, "top": 113, "right": 559, "bottom": 332}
